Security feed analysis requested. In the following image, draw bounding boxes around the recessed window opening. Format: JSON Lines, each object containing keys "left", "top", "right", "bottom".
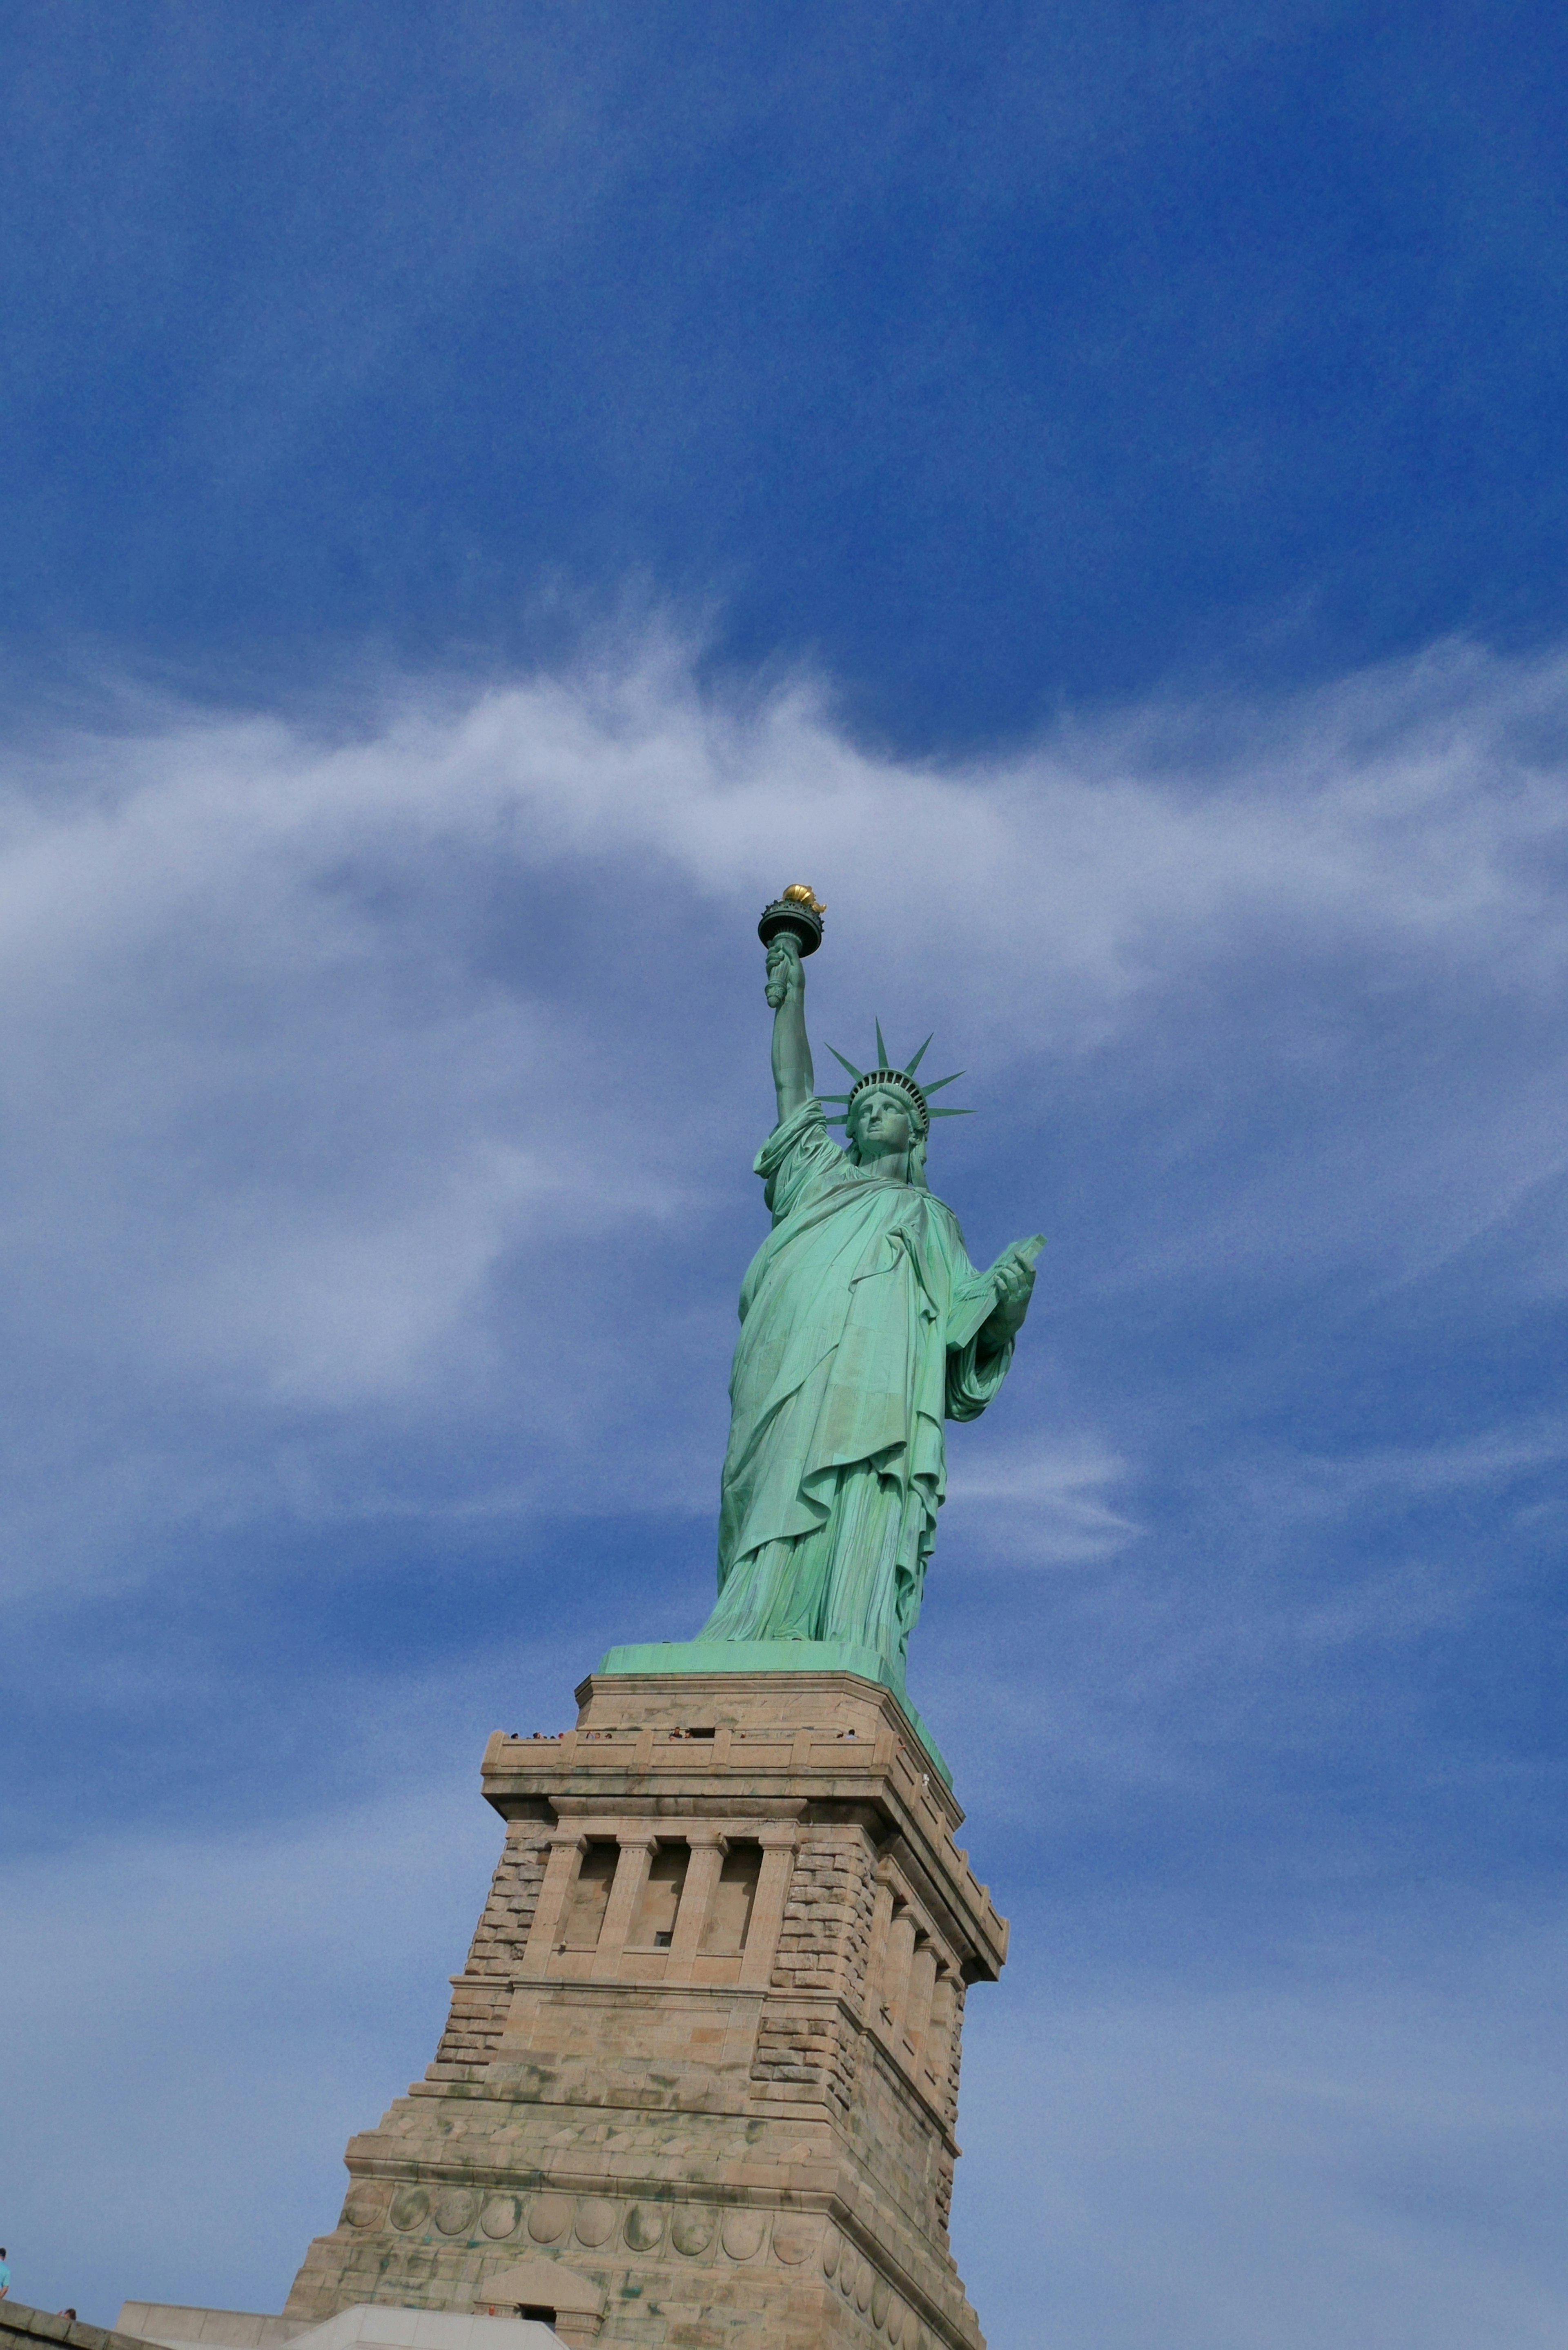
{"left": 701, "top": 1841, "right": 762, "bottom": 1953}
{"left": 561, "top": 1841, "right": 618, "bottom": 1949}
{"left": 631, "top": 1843, "right": 689, "bottom": 1945}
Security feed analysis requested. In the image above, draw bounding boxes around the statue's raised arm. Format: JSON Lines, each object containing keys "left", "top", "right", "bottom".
{"left": 764, "top": 935, "right": 814, "bottom": 1121}
{"left": 759, "top": 885, "right": 825, "bottom": 1124}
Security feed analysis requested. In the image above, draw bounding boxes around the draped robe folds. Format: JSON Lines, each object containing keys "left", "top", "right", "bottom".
{"left": 700, "top": 1096, "right": 1015, "bottom": 1672}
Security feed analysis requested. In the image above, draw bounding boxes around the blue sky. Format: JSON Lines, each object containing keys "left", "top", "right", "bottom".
{"left": 0, "top": 9, "right": 1565, "bottom": 2348}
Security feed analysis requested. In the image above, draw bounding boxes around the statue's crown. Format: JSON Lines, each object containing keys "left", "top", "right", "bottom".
{"left": 822, "top": 1022, "right": 972, "bottom": 1135}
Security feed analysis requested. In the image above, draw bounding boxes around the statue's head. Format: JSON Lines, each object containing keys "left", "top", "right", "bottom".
{"left": 824, "top": 1026, "right": 970, "bottom": 1187}
{"left": 847, "top": 1082, "right": 916, "bottom": 1152}
{"left": 846, "top": 1082, "right": 928, "bottom": 1185}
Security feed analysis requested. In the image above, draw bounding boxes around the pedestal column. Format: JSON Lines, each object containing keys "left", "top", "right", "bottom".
{"left": 589, "top": 1834, "right": 657, "bottom": 1981}
{"left": 663, "top": 1829, "right": 726, "bottom": 1980}
{"left": 517, "top": 1830, "right": 587, "bottom": 1978}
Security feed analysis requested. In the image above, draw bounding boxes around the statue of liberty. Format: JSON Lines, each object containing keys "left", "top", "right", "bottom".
{"left": 696, "top": 890, "right": 1043, "bottom": 1683}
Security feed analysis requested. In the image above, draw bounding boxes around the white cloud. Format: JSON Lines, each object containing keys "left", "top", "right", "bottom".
{"left": 1241, "top": 1410, "right": 1568, "bottom": 1541}
{"left": 0, "top": 630, "right": 1566, "bottom": 1599}
{"left": 945, "top": 1434, "right": 1141, "bottom": 1563}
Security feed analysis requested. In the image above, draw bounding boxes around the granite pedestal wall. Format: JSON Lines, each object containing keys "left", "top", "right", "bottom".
{"left": 284, "top": 1671, "right": 1008, "bottom": 2350}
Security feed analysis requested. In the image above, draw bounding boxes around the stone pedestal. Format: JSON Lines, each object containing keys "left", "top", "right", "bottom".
{"left": 284, "top": 1670, "right": 1008, "bottom": 2350}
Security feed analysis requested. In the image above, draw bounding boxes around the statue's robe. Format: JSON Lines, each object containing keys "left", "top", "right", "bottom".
{"left": 700, "top": 1097, "right": 1013, "bottom": 1671}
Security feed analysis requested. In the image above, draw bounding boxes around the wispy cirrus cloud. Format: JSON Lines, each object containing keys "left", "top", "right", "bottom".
{"left": 945, "top": 1435, "right": 1141, "bottom": 1564}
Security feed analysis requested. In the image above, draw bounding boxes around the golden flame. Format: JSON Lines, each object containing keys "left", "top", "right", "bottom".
{"left": 782, "top": 883, "right": 826, "bottom": 913}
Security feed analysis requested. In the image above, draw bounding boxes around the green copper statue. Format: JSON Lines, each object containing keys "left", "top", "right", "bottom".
{"left": 696, "top": 890, "right": 1044, "bottom": 1680}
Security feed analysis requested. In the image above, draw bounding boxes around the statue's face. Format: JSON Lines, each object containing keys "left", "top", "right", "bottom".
{"left": 850, "top": 1085, "right": 915, "bottom": 1161}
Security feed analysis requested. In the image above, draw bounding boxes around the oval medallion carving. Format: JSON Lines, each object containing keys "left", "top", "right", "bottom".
{"left": 434, "top": 2189, "right": 477, "bottom": 2237}
{"left": 574, "top": 2198, "right": 617, "bottom": 2248}
{"left": 720, "top": 2209, "right": 766, "bottom": 2262}
{"left": 479, "top": 2196, "right": 520, "bottom": 2241}
{"left": 821, "top": 2230, "right": 841, "bottom": 2278}
{"left": 527, "top": 2194, "right": 572, "bottom": 2244}
{"left": 856, "top": 2264, "right": 875, "bottom": 2313}
{"left": 886, "top": 2300, "right": 904, "bottom": 2346}
{"left": 871, "top": 2278, "right": 890, "bottom": 2326}
{"left": 671, "top": 2210, "right": 714, "bottom": 2258}
{"left": 388, "top": 2186, "right": 430, "bottom": 2233}
{"left": 837, "top": 2250, "right": 858, "bottom": 2297}
{"left": 342, "top": 2186, "right": 386, "bottom": 2231}
{"left": 772, "top": 2219, "right": 815, "bottom": 2265}
{"left": 624, "top": 2204, "right": 667, "bottom": 2252}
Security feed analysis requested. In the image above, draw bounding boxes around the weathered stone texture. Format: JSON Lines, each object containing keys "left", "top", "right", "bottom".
{"left": 429, "top": 1828, "right": 552, "bottom": 2079}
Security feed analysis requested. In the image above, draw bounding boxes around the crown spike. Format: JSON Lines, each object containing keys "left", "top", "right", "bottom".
{"left": 825, "top": 1022, "right": 977, "bottom": 1136}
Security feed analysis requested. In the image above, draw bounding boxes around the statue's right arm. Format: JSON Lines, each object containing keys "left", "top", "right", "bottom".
{"left": 766, "top": 937, "right": 815, "bottom": 1123}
